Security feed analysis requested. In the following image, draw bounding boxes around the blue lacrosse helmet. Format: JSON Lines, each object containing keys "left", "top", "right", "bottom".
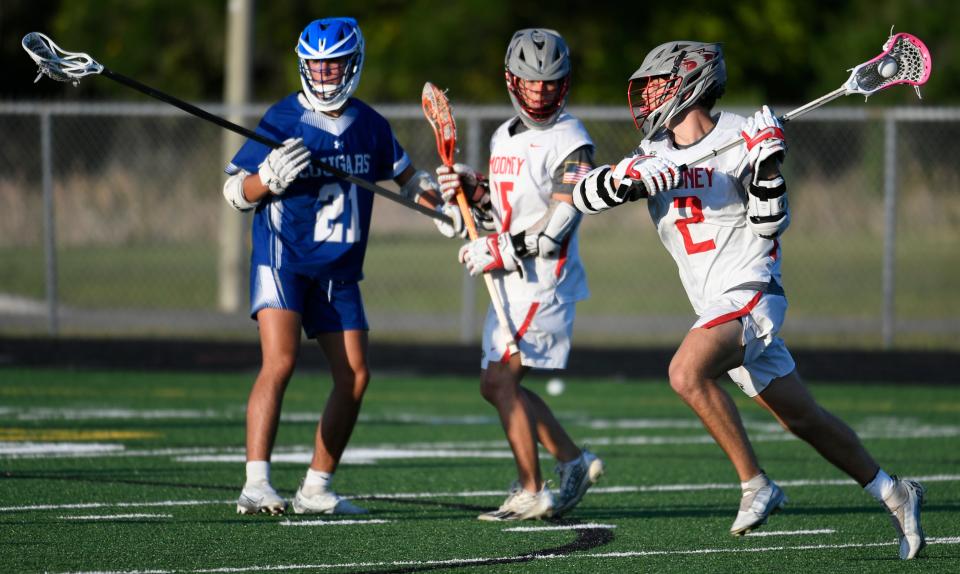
{"left": 296, "top": 17, "right": 364, "bottom": 112}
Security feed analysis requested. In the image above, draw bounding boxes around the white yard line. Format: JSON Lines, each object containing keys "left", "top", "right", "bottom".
{"left": 60, "top": 513, "right": 172, "bottom": 520}
{"left": 6, "top": 474, "right": 958, "bottom": 513}
{"left": 745, "top": 529, "right": 835, "bottom": 537}
{"left": 0, "top": 500, "right": 232, "bottom": 513}
{"left": 279, "top": 519, "right": 391, "bottom": 526}
{"left": 48, "top": 536, "right": 960, "bottom": 574}
{"left": 503, "top": 523, "right": 616, "bottom": 532}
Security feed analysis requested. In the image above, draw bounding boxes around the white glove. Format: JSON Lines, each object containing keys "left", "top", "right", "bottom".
{"left": 741, "top": 105, "right": 786, "bottom": 181}
{"left": 458, "top": 232, "right": 521, "bottom": 277}
{"left": 436, "top": 163, "right": 480, "bottom": 203}
{"left": 259, "top": 137, "right": 311, "bottom": 194}
{"left": 611, "top": 155, "right": 681, "bottom": 199}
{"left": 433, "top": 203, "right": 466, "bottom": 239}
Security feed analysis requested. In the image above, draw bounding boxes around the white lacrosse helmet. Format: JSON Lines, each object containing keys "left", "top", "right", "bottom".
{"left": 504, "top": 28, "right": 571, "bottom": 129}
{"left": 297, "top": 17, "right": 364, "bottom": 112}
{"left": 627, "top": 41, "right": 726, "bottom": 137}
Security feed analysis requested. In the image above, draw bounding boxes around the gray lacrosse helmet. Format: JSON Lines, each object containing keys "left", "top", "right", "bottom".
{"left": 504, "top": 28, "right": 571, "bottom": 129}
{"left": 627, "top": 41, "right": 726, "bottom": 136}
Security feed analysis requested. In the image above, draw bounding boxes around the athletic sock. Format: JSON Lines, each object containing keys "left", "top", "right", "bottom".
{"left": 245, "top": 461, "right": 270, "bottom": 485}
{"left": 741, "top": 472, "right": 769, "bottom": 493}
{"left": 865, "top": 469, "right": 897, "bottom": 506}
{"left": 303, "top": 469, "right": 333, "bottom": 493}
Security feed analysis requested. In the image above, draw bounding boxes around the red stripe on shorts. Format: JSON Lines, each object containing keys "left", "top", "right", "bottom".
{"left": 500, "top": 301, "right": 540, "bottom": 363}
{"left": 700, "top": 291, "right": 763, "bottom": 330}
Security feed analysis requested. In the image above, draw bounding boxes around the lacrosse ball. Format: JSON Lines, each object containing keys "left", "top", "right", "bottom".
{"left": 877, "top": 56, "right": 898, "bottom": 79}
{"left": 546, "top": 378, "right": 565, "bottom": 396}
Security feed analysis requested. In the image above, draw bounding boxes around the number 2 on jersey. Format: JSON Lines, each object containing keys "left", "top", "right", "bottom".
{"left": 674, "top": 196, "right": 716, "bottom": 255}
{"left": 315, "top": 182, "right": 360, "bottom": 243}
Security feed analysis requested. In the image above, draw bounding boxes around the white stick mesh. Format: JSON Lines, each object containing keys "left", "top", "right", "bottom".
{"left": 22, "top": 32, "right": 104, "bottom": 86}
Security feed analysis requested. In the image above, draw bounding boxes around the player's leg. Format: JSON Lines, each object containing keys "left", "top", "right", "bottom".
{"left": 237, "top": 307, "right": 302, "bottom": 515}
{"left": 521, "top": 388, "right": 579, "bottom": 462}
{"left": 517, "top": 301, "right": 603, "bottom": 516}
{"left": 292, "top": 280, "right": 370, "bottom": 515}
{"left": 755, "top": 370, "right": 878, "bottom": 483}
{"left": 311, "top": 328, "right": 370, "bottom": 473}
{"left": 670, "top": 321, "right": 761, "bottom": 482}
{"left": 481, "top": 356, "right": 542, "bottom": 493}
{"left": 670, "top": 318, "right": 785, "bottom": 535}
{"left": 478, "top": 356, "right": 554, "bottom": 521}
{"left": 754, "top": 370, "right": 926, "bottom": 559}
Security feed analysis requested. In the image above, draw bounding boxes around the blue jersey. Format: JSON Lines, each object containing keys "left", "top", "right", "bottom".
{"left": 227, "top": 94, "right": 410, "bottom": 280}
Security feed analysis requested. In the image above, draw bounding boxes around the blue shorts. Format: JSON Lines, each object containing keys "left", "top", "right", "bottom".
{"left": 249, "top": 265, "right": 369, "bottom": 338}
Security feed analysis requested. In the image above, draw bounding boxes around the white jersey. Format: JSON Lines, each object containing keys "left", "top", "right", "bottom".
{"left": 487, "top": 113, "right": 592, "bottom": 304}
{"left": 641, "top": 112, "right": 783, "bottom": 315}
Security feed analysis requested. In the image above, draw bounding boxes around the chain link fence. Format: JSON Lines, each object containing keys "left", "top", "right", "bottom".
{"left": 1, "top": 102, "right": 957, "bottom": 349}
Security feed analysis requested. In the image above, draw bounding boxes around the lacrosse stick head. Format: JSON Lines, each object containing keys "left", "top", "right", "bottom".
{"left": 421, "top": 82, "right": 458, "bottom": 166}
{"left": 844, "top": 32, "right": 931, "bottom": 99}
{"left": 22, "top": 32, "right": 104, "bottom": 86}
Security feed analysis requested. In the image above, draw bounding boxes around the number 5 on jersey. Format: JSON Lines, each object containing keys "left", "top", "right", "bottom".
{"left": 315, "top": 182, "right": 360, "bottom": 243}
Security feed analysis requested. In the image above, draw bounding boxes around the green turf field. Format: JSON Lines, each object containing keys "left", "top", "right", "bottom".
{"left": 1, "top": 368, "right": 958, "bottom": 573}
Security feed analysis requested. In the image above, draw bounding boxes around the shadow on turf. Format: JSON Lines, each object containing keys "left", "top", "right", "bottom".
{"left": 341, "top": 522, "right": 615, "bottom": 574}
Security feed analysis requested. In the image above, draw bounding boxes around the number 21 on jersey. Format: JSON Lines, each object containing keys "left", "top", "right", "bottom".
{"left": 315, "top": 182, "right": 360, "bottom": 243}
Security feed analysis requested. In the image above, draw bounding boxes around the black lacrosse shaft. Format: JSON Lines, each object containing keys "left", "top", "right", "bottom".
{"left": 100, "top": 68, "right": 452, "bottom": 224}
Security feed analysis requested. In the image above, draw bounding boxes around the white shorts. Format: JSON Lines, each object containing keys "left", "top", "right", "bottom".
{"left": 480, "top": 299, "right": 575, "bottom": 370}
{"left": 694, "top": 290, "right": 796, "bottom": 397}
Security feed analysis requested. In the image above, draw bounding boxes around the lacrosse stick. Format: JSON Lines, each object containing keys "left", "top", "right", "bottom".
{"left": 422, "top": 82, "right": 519, "bottom": 357}
{"left": 679, "top": 31, "right": 932, "bottom": 170}
{"left": 21, "top": 32, "right": 451, "bottom": 225}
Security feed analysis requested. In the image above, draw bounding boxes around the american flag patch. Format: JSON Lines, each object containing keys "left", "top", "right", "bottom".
{"left": 561, "top": 162, "right": 591, "bottom": 184}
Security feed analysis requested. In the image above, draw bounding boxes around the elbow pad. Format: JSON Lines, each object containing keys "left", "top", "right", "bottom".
{"left": 572, "top": 166, "right": 620, "bottom": 214}
{"left": 747, "top": 175, "right": 789, "bottom": 239}
{"left": 222, "top": 171, "right": 259, "bottom": 211}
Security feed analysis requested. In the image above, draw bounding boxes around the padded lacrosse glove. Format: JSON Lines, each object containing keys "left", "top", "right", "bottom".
{"left": 259, "top": 138, "right": 311, "bottom": 194}
{"left": 458, "top": 232, "right": 521, "bottom": 277}
{"left": 611, "top": 155, "right": 681, "bottom": 200}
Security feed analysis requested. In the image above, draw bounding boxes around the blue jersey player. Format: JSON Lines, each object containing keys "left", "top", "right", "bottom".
{"left": 225, "top": 17, "right": 463, "bottom": 516}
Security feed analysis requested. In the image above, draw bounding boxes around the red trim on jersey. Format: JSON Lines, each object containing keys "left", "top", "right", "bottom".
{"left": 554, "top": 235, "right": 572, "bottom": 278}
{"left": 769, "top": 239, "right": 779, "bottom": 261}
{"left": 499, "top": 301, "right": 540, "bottom": 363}
{"left": 700, "top": 291, "right": 763, "bottom": 330}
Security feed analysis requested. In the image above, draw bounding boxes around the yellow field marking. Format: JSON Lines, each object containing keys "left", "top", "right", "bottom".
{"left": 0, "top": 428, "right": 160, "bottom": 441}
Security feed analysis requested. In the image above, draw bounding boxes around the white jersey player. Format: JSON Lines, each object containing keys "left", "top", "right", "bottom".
{"left": 436, "top": 28, "right": 603, "bottom": 521}
{"left": 572, "top": 41, "right": 925, "bottom": 559}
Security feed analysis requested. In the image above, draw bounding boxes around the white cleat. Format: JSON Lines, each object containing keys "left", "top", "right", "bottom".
{"left": 884, "top": 477, "right": 926, "bottom": 560}
{"left": 730, "top": 474, "right": 787, "bottom": 536}
{"left": 292, "top": 485, "right": 368, "bottom": 515}
{"left": 553, "top": 449, "right": 605, "bottom": 516}
{"left": 236, "top": 480, "right": 286, "bottom": 515}
{"left": 478, "top": 482, "right": 554, "bottom": 521}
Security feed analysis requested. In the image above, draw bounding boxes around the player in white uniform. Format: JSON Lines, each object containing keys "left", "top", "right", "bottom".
{"left": 572, "top": 41, "right": 925, "bottom": 559}
{"left": 436, "top": 29, "right": 603, "bottom": 520}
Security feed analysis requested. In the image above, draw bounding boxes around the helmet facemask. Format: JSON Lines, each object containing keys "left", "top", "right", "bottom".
{"left": 627, "top": 75, "right": 682, "bottom": 133}
{"left": 505, "top": 73, "right": 570, "bottom": 127}
{"left": 296, "top": 17, "right": 365, "bottom": 113}
{"left": 626, "top": 41, "right": 726, "bottom": 137}
{"left": 504, "top": 28, "right": 571, "bottom": 129}
{"left": 298, "top": 51, "right": 362, "bottom": 110}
